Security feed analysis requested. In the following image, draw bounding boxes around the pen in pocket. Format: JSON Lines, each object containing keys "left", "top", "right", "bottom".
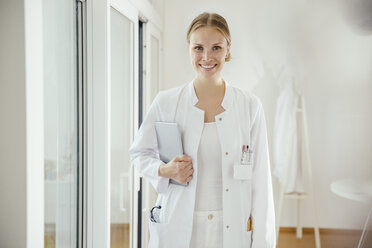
{"left": 241, "top": 145, "right": 253, "bottom": 165}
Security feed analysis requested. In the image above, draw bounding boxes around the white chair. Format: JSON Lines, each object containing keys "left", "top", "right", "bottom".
{"left": 331, "top": 178, "right": 372, "bottom": 248}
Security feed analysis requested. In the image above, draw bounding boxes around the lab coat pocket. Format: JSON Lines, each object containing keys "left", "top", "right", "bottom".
{"left": 148, "top": 221, "right": 171, "bottom": 247}
{"left": 148, "top": 185, "right": 176, "bottom": 248}
{"left": 150, "top": 182, "right": 176, "bottom": 224}
{"left": 233, "top": 163, "right": 252, "bottom": 180}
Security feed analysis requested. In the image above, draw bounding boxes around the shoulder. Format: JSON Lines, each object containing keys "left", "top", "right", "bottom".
{"left": 153, "top": 82, "right": 188, "bottom": 107}
{"left": 228, "top": 83, "right": 264, "bottom": 126}
{"left": 229, "top": 83, "right": 262, "bottom": 111}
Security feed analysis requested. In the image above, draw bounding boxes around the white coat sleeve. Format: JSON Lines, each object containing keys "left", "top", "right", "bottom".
{"left": 251, "top": 100, "right": 276, "bottom": 248}
{"left": 128, "top": 94, "right": 170, "bottom": 194}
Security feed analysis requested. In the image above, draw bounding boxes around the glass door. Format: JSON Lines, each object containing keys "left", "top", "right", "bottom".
{"left": 43, "top": 0, "right": 79, "bottom": 247}
{"left": 109, "top": 1, "right": 138, "bottom": 248}
{"left": 141, "top": 21, "right": 163, "bottom": 248}
{"left": 88, "top": 1, "right": 161, "bottom": 247}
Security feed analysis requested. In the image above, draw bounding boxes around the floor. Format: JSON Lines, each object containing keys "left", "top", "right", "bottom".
{"left": 276, "top": 227, "right": 364, "bottom": 248}
{"left": 45, "top": 224, "right": 367, "bottom": 248}
{"left": 111, "top": 224, "right": 130, "bottom": 248}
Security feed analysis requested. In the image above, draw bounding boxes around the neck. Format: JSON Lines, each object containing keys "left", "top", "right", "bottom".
{"left": 194, "top": 74, "right": 223, "bottom": 86}
{"left": 193, "top": 75, "right": 225, "bottom": 99}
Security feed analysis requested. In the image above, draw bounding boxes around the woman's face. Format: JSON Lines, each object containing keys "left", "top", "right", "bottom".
{"left": 189, "top": 26, "right": 230, "bottom": 80}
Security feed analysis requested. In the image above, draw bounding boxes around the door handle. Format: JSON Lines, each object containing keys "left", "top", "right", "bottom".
{"left": 119, "top": 172, "right": 128, "bottom": 212}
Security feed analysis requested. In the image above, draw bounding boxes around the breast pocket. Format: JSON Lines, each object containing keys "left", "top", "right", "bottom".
{"left": 233, "top": 163, "right": 253, "bottom": 180}
{"left": 235, "top": 141, "right": 253, "bottom": 180}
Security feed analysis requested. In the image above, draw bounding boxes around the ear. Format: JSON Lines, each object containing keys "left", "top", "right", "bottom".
{"left": 226, "top": 44, "right": 231, "bottom": 57}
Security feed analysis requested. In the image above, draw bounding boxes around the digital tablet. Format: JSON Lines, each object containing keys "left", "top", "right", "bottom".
{"left": 154, "top": 122, "right": 188, "bottom": 186}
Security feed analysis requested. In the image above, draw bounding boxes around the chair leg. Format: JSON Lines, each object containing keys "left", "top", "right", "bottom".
{"left": 358, "top": 206, "right": 372, "bottom": 248}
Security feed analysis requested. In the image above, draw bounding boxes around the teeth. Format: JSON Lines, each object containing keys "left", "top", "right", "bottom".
{"left": 201, "top": 64, "right": 216, "bottom": 69}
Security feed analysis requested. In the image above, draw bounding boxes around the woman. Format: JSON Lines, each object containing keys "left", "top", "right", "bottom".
{"left": 129, "top": 12, "right": 276, "bottom": 248}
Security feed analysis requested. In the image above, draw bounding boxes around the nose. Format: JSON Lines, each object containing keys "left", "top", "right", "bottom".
{"left": 202, "top": 49, "right": 212, "bottom": 61}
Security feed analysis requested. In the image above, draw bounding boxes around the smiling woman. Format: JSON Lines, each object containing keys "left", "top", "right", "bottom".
{"left": 129, "top": 11, "right": 276, "bottom": 248}
{"left": 185, "top": 13, "right": 232, "bottom": 123}
{"left": 187, "top": 12, "right": 231, "bottom": 84}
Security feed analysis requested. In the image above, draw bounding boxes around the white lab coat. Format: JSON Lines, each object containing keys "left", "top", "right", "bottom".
{"left": 129, "top": 79, "right": 276, "bottom": 248}
{"left": 272, "top": 74, "right": 305, "bottom": 193}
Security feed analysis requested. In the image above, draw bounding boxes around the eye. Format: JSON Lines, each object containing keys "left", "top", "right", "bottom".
{"left": 194, "top": 46, "right": 202, "bottom": 51}
{"left": 214, "top": 46, "right": 221, "bottom": 50}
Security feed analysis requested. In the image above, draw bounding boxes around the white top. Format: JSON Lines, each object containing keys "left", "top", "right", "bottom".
{"left": 194, "top": 122, "right": 223, "bottom": 211}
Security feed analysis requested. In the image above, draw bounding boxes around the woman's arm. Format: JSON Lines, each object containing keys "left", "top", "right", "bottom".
{"left": 128, "top": 93, "right": 194, "bottom": 193}
{"left": 128, "top": 93, "right": 170, "bottom": 193}
{"left": 250, "top": 99, "right": 276, "bottom": 248}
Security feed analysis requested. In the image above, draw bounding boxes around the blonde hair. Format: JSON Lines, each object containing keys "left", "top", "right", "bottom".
{"left": 186, "top": 12, "right": 232, "bottom": 62}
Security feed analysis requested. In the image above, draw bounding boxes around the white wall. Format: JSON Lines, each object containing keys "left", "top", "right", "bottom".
{"left": 0, "top": 0, "right": 44, "bottom": 247}
{"left": 0, "top": 1, "right": 27, "bottom": 247}
{"left": 162, "top": 0, "right": 372, "bottom": 230}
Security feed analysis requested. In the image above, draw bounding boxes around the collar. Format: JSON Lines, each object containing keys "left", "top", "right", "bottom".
{"left": 188, "top": 78, "right": 233, "bottom": 110}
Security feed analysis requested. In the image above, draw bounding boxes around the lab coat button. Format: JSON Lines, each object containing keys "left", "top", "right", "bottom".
{"left": 208, "top": 214, "right": 213, "bottom": 220}
{"left": 226, "top": 225, "right": 230, "bottom": 229}
{"left": 225, "top": 188, "right": 229, "bottom": 192}
{"left": 219, "top": 117, "right": 222, "bottom": 121}
{"left": 225, "top": 152, "right": 228, "bottom": 155}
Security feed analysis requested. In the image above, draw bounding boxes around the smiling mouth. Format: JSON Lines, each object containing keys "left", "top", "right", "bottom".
{"left": 199, "top": 64, "right": 217, "bottom": 70}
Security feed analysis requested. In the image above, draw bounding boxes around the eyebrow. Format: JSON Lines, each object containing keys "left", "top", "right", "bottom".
{"left": 193, "top": 43, "right": 223, "bottom": 46}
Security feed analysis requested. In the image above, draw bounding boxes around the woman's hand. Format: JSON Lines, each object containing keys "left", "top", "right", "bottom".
{"left": 158, "top": 155, "right": 194, "bottom": 184}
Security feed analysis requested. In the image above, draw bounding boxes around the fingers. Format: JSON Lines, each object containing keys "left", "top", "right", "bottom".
{"left": 179, "top": 173, "right": 193, "bottom": 184}
{"left": 185, "top": 164, "right": 194, "bottom": 175}
{"left": 181, "top": 164, "right": 193, "bottom": 179}
{"left": 186, "top": 164, "right": 193, "bottom": 179}
{"left": 175, "top": 154, "right": 192, "bottom": 162}
{"left": 185, "top": 175, "right": 193, "bottom": 182}
{"left": 177, "top": 161, "right": 192, "bottom": 171}
{"left": 171, "top": 155, "right": 194, "bottom": 183}
{"left": 174, "top": 155, "right": 192, "bottom": 169}
{"left": 173, "top": 161, "right": 194, "bottom": 183}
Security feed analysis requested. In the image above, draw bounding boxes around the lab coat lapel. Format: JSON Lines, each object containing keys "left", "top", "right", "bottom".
{"left": 182, "top": 102, "right": 204, "bottom": 171}
{"left": 215, "top": 80, "right": 239, "bottom": 163}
